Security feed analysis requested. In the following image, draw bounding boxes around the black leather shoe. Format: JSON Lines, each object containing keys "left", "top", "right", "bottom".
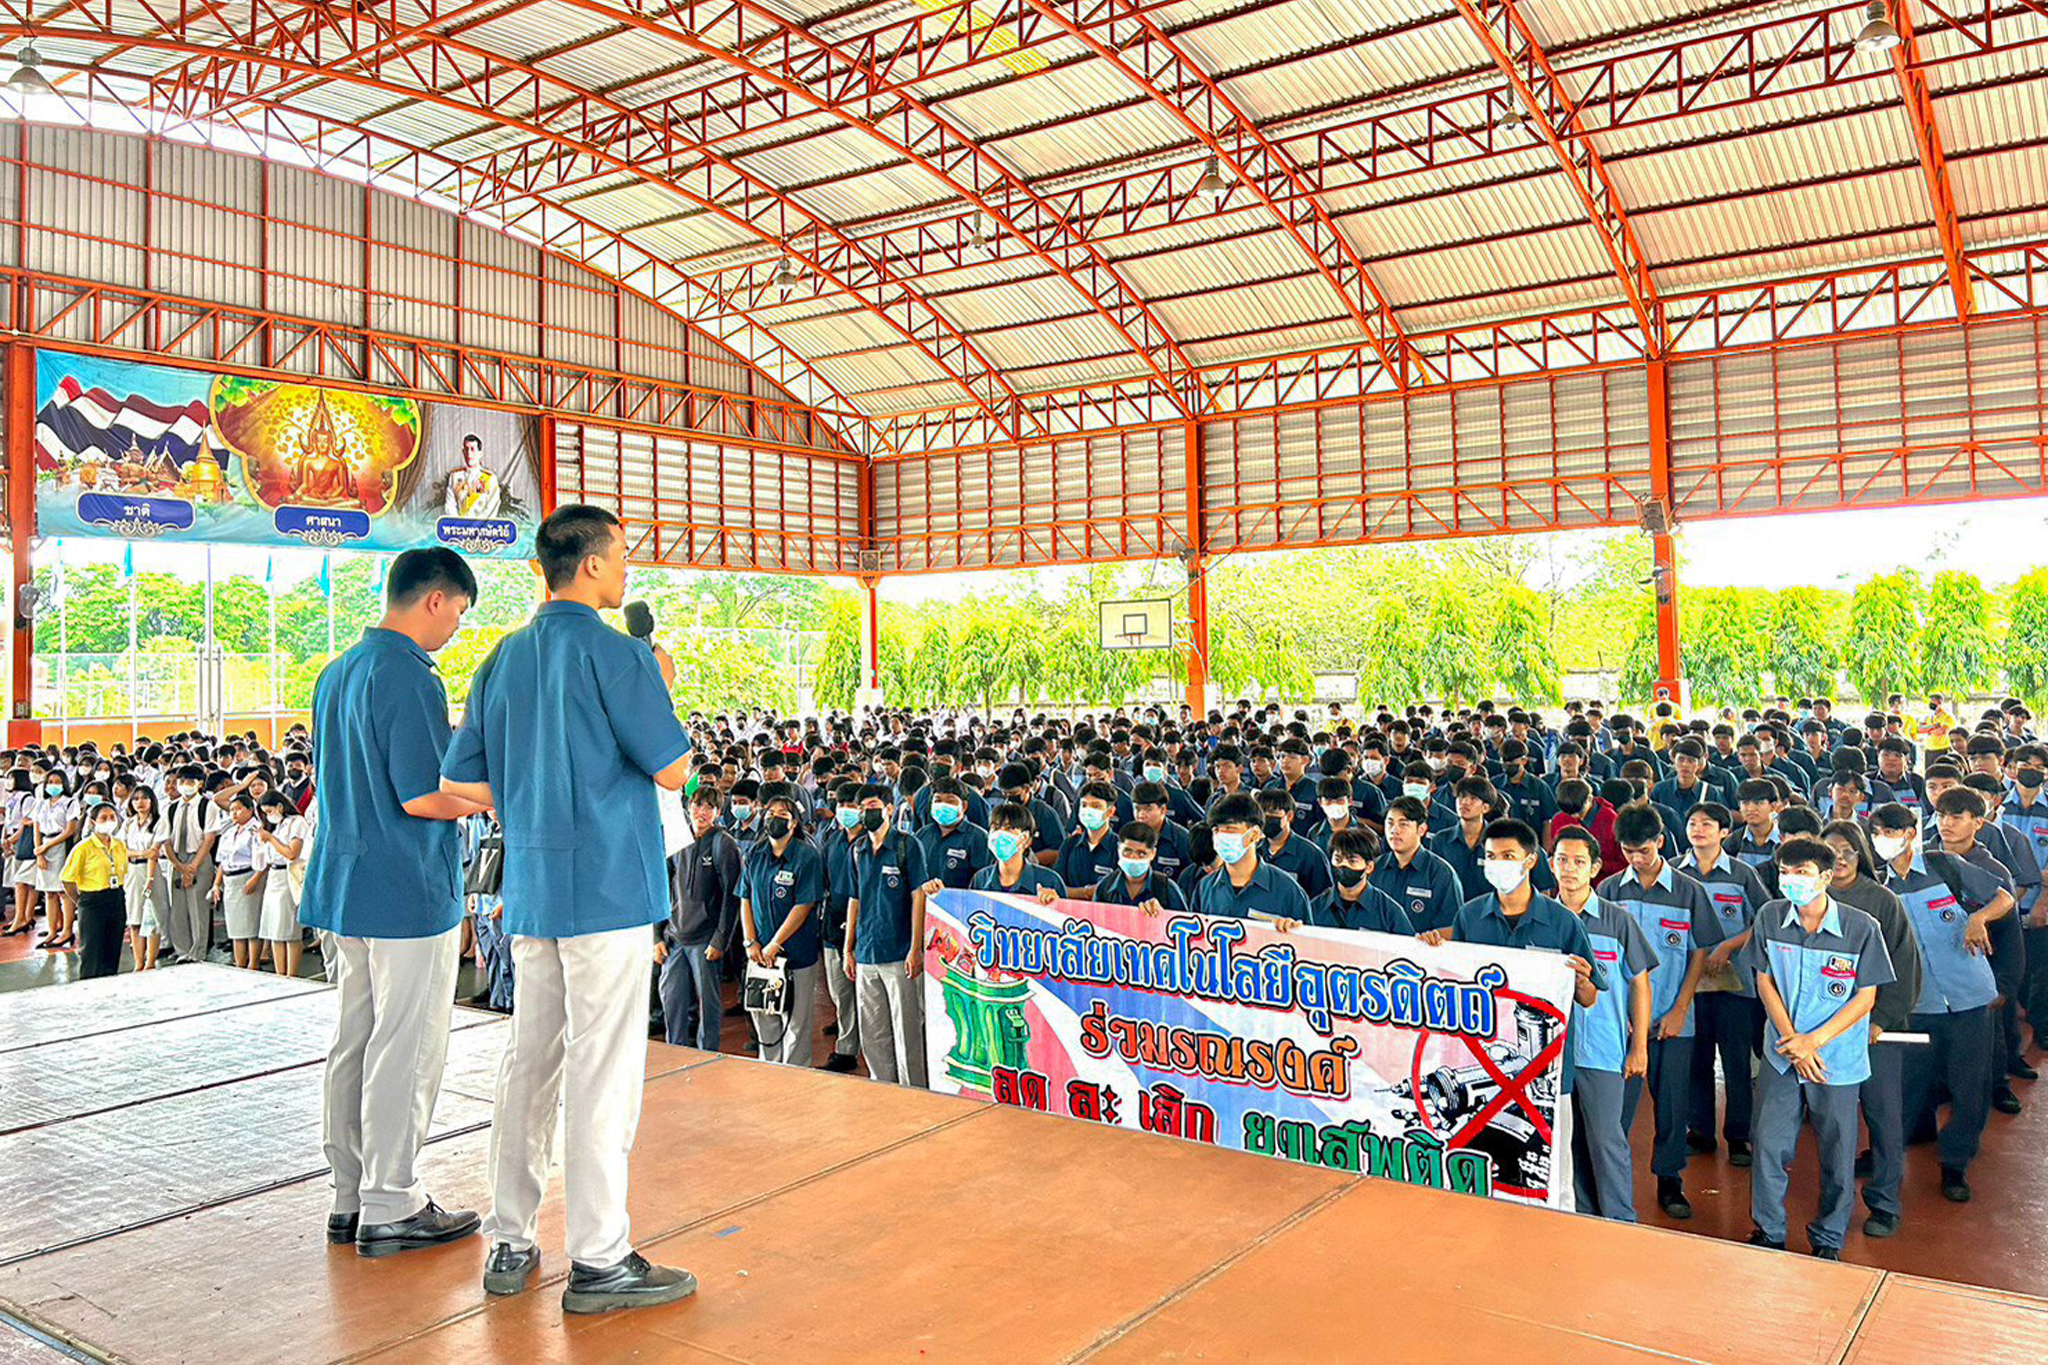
{"left": 1993, "top": 1085, "right": 2023, "bottom": 1115}
{"left": 561, "top": 1251, "right": 698, "bottom": 1315}
{"left": 326, "top": 1212, "right": 359, "bottom": 1244}
{"left": 1811, "top": 1245, "right": 1842, "bottom": 1261}
{"left": 1727, "top": 1139, "right": 1752, "bottom": 1168}
{"left": 483, "top": 1242, "right": 542, "bottom": 1296}
{"left": 1941, "top": 1167, "right": 1972, "bottom": 1203}
{"left": 817, "top": 1053, "right": 858, "bottom": 1073}
{"left": 822, "top": 1022, "right": 839, "bottom": 1037}
{"left": 1863, "top": 1211, "right": 1900, "bottom": 1238}
{"left": 1685, "top": 1129, "right": 1716, "bottom": 1155}
{"left": 355, "top": 1199, "right": 481, "bottom": 1258}
{"left": 1657, "top": 1177, "right": 1692, "bottom": 1221}
{"left": 2009, "top": 1058, "right": 2040, "bottom": 1081}
{"left": 1746, "top": 1229, "right": 1785, "bottom": 1251}
{"left": 1854, "top": 1148, "right": 1874, "bottom": 1179}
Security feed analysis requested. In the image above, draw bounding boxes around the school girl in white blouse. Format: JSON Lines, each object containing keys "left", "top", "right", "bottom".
{"left": 121, "top": 787, "right": 169, "bottom": 972}
{"left": 254, "top": 791, "right": 307, "bottom": 978}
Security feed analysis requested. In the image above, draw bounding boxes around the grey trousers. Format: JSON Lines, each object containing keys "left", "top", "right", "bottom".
{"left": 1751, "top": 1061, "right": 1859, "bottom": 1250}
{"left": 1622, "top": 1034, "right": 1694, "bottom": 1179}
{"left": 1570, "top": 1068, "right": 1636, "bottom": 1222}
{"left": 855, "top": 962, "right": 927, "bottom": 1087}
{"left": 321, "top": 926, "right": 460, "bottom": 1224}
{"left": 1859, "top": 1038, "right": 1907, "bottom": 1218}
{"left": 752, "top": 961, "right": 819, "bottom": 1067}
{"left": 164, "top": 857, "right": 215, "bottom": 961}
{"left": 825, "top": 952, "right": 860, "bottom": 1059}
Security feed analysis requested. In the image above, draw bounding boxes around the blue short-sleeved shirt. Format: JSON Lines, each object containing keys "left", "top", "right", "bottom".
{"left": 1194, "top": 859, "right": 1313, "bottom": 923}
{"left": 1264, "top": 832, "right": 1333, "bottom": 899}
{"left": 917, "top": 821, "right": 993, "bottom": 890}
{"left": 1597, "top": 860, "right": 1726, "bottom": 1037}
{"left": 1093, "top": 866, "right": 1189, "bottom": 914}
{"left": 1368, "top": 844, "right": 1466, "bottom": 934}
{"left": 1306, "top": 884, "right": 1414, "bottom": 935}
{"left": 1880, "top": 850, "right": 2003, "bottom": 1014}
{"left": 969, "top": 861, "right": 1067, "bottom": 899}
{"left": 741, "top": 836, "right": 826, "bottom": 968}
{"left": 1569, "top": 895, "right": 1658, "bottom": 1074}
{"left": 851, "top": 832, "right": 930, "bottom": 965}
{"left": 1740, "top": 897, "right": 1894, "bottom": 1086}
{"left": 1675, "top": 849, "right": 1770, "bottom": 995}
{"left": 441, "top": 601, "right": 690, "bottom": 938}
{"left": 1452, "top": 891, "right": 1606, "bottom": 1093}
{"left": 299, "top": 628, "right": 465, "bottom": 939}
{"left": 1055, "top": 829, "right": 1121, "bottom": 894}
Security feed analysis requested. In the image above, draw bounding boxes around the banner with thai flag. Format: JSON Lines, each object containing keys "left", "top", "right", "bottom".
{"left": 923, "top": 889, "right": 1577, "bottom": 1208}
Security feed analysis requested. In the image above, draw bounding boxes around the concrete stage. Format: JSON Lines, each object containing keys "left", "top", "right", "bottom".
{"left": 1, "top": 967, "right": 2045, "bottom": 1364}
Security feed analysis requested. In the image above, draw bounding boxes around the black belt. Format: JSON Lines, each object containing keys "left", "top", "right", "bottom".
{"left": 222, "top": 867, "right": 253, "bottom": 877}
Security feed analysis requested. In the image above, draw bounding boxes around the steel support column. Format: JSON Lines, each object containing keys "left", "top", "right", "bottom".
{"left": 1183, "top": 417, "right": 1210, "bottom": 713}
{"left": 1893, "top": 0, "right": 1975, "bottom": 319}
{"left": 857, "top": 575, "right": 884, "bottom": 709}
{"left": 1646, "top": 357, "right": 1681, "bottom": 704}
{"left": 6, "top": 342, "right": 40, "bottom": 746}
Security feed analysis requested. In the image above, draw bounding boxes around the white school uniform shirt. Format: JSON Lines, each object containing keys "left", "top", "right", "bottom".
{"left": 32, "top": 795, "right": 75, "bottom": 836}
{"left": 166, "top": 795, "right": 226, "bottom": 859}
{"left": 258, "top": 815, "right": 308, "bottom": 870}
{"left": 215, "top": 820, "right": 264, "bottom": 873}
{"left": 120, "top": 817, "right": 164, "bottom": 861}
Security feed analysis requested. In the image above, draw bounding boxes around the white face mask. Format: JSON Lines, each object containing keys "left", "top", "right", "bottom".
{"left": 1779, "top": 872, "right": 1825, "bottom": 906}
{"left": 1402, "top": 781, "right": 1430, "bottom": 801}
{"left": 1362, "top": 759, "right": 1385, "bottom": 778}
{"left": 1872, "top": 832, "right": 1910, "bottom": 861}
{"left": 1321, "top": 802, "right": 1349, "bottom": 824}
{"left": 95, "top": 820, "right": 118, "bottom": 836}
{"left": 1483, "top": 860, "right": 1528, "bottom": 894}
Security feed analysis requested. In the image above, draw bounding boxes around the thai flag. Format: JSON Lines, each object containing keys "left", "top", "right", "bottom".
{"left": 32, "top": 374, "right": 228, "bottom": 472}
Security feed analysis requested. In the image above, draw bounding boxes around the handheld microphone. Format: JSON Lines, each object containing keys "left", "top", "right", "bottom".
{"left": 624, "top": 600, "right": 656, "bottom": 647}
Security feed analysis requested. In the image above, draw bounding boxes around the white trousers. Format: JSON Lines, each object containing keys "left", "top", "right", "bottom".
{"left": 855, "top": 962, "right": 927, "bottom": 1087}
{"left": 484, "top": 927, "right": 651, "bottom": 1269}
{"left": 321, "top": 926, "right": 461, "bottom": 1224}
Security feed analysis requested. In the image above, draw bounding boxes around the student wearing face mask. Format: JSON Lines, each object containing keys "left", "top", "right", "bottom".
{"left": 3, "top": 768, "right": 42, "bottom": 938}
{"left": 1742, "top": 838, "right": 1893, "bottom": 1259}
{"left": 211, "top": 794, "right": 269, "bottom": 971}
{"left": 811, "top": 781, "right": 866, "bottom": 1073}
{"left": 1056, "top": 781, "right": 1123, "bottom": 900}
{"left": 1191, "top": 794, "right": 1309, "bottom": 929}
{"left": 915, "top": 775, "right": 992, "bottom": 892}
{"left": 255, "top": 792, "right": 309, "bottom": 977}
{"left": 24, "top": 770, "right": 80, "bottom": 949}
{"left": 120, "top": 786, "right": 168, "bottom": 972}
{"left": 61, "top": 802, "right": 131, "bottom": 978}
{"left": 1254, "top": 788, "right": 1333, "bottom": 899}
{"left": 843, "top": 785, "right": 930, "bottom": 1086}
{"left": 1092, "top": 822, "right": 1187, "bottom": 915}
{"left": 163, "top": 763, "right": 225, "bottom": 964}
{"left": 970, "top": 803, "right": 1065, "bottom": 902}
{"left": 1310, "top": 828, "right": 1413, "bottom": 935}
{"left": 723, "top": 778, "right": 764, "bottom": 849}
{"left": 740, "top": 790, "right": 825, "bottom": 1068}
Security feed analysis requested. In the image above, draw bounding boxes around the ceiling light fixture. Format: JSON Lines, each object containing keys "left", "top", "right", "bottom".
{"left": 773, "top": 256, "right": 800, "bottom": 299}
{"left": 6, "top": 44, "right": 53, "bottom": 94}
{"left": 1854, "top": 0, "right": 1900, "bottom": 54}
{"left": 970, "top": 210, "right": 990, "bottom": 254}
{"left": 1496, "top": 103, "right": 1528, "bottom": 137}
{"left": 1197, "top": 154, "right": 1227, "bottom": 210}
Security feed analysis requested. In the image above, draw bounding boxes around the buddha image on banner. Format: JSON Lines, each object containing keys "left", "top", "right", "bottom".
{"left": 29, "top": 350, "right": 540, "bottom": 558}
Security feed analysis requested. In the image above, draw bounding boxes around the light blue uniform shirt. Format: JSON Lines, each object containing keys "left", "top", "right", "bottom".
{"left": 442, "top": 601, "right": 690, "bottom": 938}
{"left": 1597, "top": 860, "right": 1725, "bottom": 1037}
{"left": 1740, "top": 897, "right": 1894, "bottom": 1087}
{"left": 1569, "top": 895, "right": 1658, "bottom": 1075}
{"left": 299, "top": 628, "right": 463, "bottom": 939}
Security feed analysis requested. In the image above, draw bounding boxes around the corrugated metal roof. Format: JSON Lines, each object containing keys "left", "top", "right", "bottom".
{"left": 33, "top": 0, "right": 2048, "bottom": 422}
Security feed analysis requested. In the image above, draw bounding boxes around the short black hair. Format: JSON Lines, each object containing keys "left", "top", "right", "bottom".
{"left": 385, "top": 546, "right": 478, "bottom": 608}
{"left": 1776, "top": 834, "right": 1836, "bottom": 874}
{"left": 536, "top": 503, "right": 621, "bottom": 589}
{"left": 1482, "top": 818, "right": 1539, "bottom": 856}
{"left": 1614, "top": 803, "right": 1664, "bottom": 848}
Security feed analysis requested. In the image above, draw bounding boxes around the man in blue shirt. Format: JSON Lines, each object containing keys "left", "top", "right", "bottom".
{"left": 737, "top": 787, "right": 826, "bottom": 1069}
{"left": 1676, "top": 802, "right": 1769, "bottom": 1166}
{"left": 1192, "top": 793, "right": 1311, "bottom": 927}
{"left": 304, "top": 548, "right": 488, "bottom": 1260}
{"left": 1093, "top": 821, "right": 1188, "bottom": 914}
{"left": 1256, "top": 788, "right": 1332, "bottom": 899}
{"left": 843, "top": 784, "right": 931, "bottom": 1087}
{"left": 1742, "top": 837, "right": 1893, "bottom": 1258}
{"left": 440, "top": 505, "right": 696, "bottom": 1315}
{"left": 916, "top": 774, "right": 992, "bottom": 890}
{"left": 1309, "top": 827, "right": 1414, "bottom": 935}
{"left": 813, "top": 780, "right": 865, "bottom": 1074}
{"left": 1370, "top": 796, "right": 1464, "bottom": 934}
{"left": 969, "top": 803, "right": 1066, "bottom": 901}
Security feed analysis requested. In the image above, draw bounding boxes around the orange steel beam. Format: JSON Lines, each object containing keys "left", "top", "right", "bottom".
{"left": 5, "top": 342, "right": 39, "bottom": 746}
{"left": 1646, "top": 357, "right": 1681, "bottom": 698}
{"left": 1183, "top": 416, "right": 1209, "bottom": 712}
{"left": 1446, "top": 0, "right": 1661, "bottom": 350}
{"left": 1893, "top": 1, "right": 1976, "bottom": 319}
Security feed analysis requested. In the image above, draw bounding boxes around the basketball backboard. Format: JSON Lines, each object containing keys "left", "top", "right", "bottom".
{"left": 1099, "top": 598, "right": 1173, "bottom": 650}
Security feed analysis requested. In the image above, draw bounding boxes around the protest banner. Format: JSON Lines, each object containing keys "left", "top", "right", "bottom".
{"left": 923, "top": 889, "right": 1577, "bottom": 1207}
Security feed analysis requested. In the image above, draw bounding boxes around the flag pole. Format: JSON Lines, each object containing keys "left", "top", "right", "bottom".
{"left": 126, "top": 545, "right": 137, "bottom": 748}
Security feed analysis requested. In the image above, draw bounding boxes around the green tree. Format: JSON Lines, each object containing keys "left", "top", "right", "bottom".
{"left": 812, "top": 595, "right": 862, "bottom": 713}
{"left": 1618, "top": 606, "right": 1659, "bottom": 705}
{"left": 1844, "top": 571, "right": 1923, "bottom": 703}
{"left": 1764, "top": 588, "right": 1839, "bottom": 697}
{"left": 1683, "top": 588, "right": 1762, "bottom": 708}
{"left": 1488, "top": 585, "right": 1560, "bottom": 705}
{"left": 1920, "top": 569, "right": 1996, "bottom": 699}
{"left": 1415, "top": 585, "right": 1485, "bottom": 705}
{"left": 1355, "top": 600, "right": 1420, "bottom": 709}
{"left": 2003, "top": 569, "right": 2048, "bottom": 709}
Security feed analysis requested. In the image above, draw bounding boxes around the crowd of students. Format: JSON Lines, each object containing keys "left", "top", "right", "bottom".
{"left": 526, "top": 691, "right": 2040, "bottom": 1259}
{"left": 7, "top": 686, "right": 2040, "bottom": 1260}
{"left": 0, "top": 733, "right": 315, "bottom": 978}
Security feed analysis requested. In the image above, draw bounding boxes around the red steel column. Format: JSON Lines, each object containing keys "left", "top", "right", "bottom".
{"left": 1646, "top": 358, "right": 1681, "bottom": 703}
{"left": 1183, "top": 417, "right": 1209, "bottom": 713}
{"left": 7, "top": 343, "right": 42, "bottom": 746}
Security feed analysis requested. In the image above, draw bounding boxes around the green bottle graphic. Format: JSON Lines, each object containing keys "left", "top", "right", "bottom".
{"left": 940, "top": 961, "right": 1033, "bottom": 1090}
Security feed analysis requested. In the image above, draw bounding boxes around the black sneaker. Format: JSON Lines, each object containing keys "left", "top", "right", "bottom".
{"left": 816, "top": 1053, "right": 858, "bottom": 1073}
{"left": 1686, "top": 1129, "right": 1716, "bottom": 1155}
{"left": 1863, "top": 1211, "right": 1900, "bottom": 1238}
{"left": 561, "top": 1251, "right": 698, "bottom": 1315}
{"left": 1657, "top": 1177, "right": 1692, "bottom": 1220}
{"left": 823, "top": 1022, "right": 839, "bottom": 1038}
{"left": 1746, "top": 1229, "right": 1785, "bottom": 1250}
{"left": 326, "top": 1212, "right": 360, "bottom": 1245}
{"left": 1727, "top": 1139, "right": 1752, "bottom": 1168}
{"left": 355, "top": 1199, "right": 482, "bottom": 1258}
{"left": 1854, "top": 1148, "right": 1874, "bottom": 1179}
{"left": 1941, "top": 1167, "right": 1972, "bottom": 1203}
{"left": 1811, "top": 1246, "right": 1842, "bottom": 1261}
{"left": 483, "top": 1242, "right": 542, "bottom": 1296}
{"left": 1993, "top": 1085, "right": 2023, "bottom": 1115}
{"left": 2009, "top": 1057, "right": 2040, "bottom": 1081}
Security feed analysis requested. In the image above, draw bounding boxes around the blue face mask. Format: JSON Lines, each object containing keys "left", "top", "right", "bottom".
{"left": 82, "top": 795, "right": 103, "bottom": 809}
{"left": 989, "top": 830, "right": 1024, "bottom": 862}
{"left": 1214, "top": 832, "right": 1250, "bottom": 865}
{"left": 933, "top": 802, "right": 963, "bottom": 828}
{"left": 835, "top": 807, "right": 860, "bottom": 830}
{"left": 1118, "top": 856, "right": 1151, "bottom": 881}
{"left": 1143, "top": 765, "right": 1165, "bottom": 783}
{"left": 1078, "top": 806, "right": 1109, "bottom": 832}
{"left": 731, "top": 803, "right": 753, "bottom": 821}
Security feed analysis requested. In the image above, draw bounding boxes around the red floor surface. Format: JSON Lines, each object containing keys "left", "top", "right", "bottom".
{"left": 1, "top": 966, "right": 2044, "bottom": 1363}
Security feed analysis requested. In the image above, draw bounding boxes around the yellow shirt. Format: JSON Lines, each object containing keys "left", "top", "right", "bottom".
{"left": 61, "top": 836, "right": 129, "bottom": 892}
